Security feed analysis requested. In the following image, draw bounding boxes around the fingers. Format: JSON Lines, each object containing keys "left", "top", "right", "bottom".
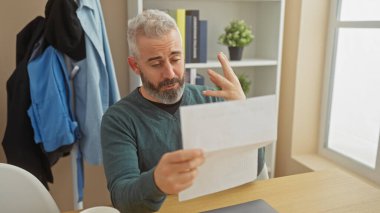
{"left": 164, "top": 170, "right": 197, "bottom": 194}
{"left": 203, "top": 52, "right": 246, "bottom": 101}
{"left": 207, "top": 69, "right": 232, "bottom": 89}
{"left": 176, "top": 168, "right": 198, "bottom": 185}
{"left": 170, "top": 155, "right": 205, "bottom": 173}
{"left": 202, "top": 88, "right": 226, "bottom": 98}
{"left": 163, "top": 149, "right": 204, "bottom": 163}
{"left": 154, "top": 149, "right": 205, "bottom": 194}
{"left": 203, "top": 68, "right": 244, "bottom": 100}
{"left": 162, "top": 149, "right": 205, "bottom": 173}
{"left": 217, "top": 52, "right": 239, "bottom": 83}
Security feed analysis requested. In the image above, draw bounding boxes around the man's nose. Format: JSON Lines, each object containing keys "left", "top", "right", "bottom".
{"left": 162, "top": 61, "right": 176, "bottom": 79}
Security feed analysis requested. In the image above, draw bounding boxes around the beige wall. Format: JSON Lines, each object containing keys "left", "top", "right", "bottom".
{"left": 275, "top": 0, "right": 330, "bottom": 176}
{"left": 0, "top": 0, "right": 128, "bottom": 211}
{"left": 275, "top": 0, "right": 308, "bottom": 176}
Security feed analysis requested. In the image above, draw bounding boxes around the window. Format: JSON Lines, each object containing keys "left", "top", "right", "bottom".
{"left": 320, "top": 0, "right": 380, "bottom": 184}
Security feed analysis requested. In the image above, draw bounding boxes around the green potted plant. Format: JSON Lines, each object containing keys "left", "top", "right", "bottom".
{"left": 238, "top": 74, "right": 251, "bottom": 95}
{"left": 218, "top": 19, "right": 254, "bottom": 61}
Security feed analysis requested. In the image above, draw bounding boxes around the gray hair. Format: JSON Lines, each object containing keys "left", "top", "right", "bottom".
{"left": 127, "top": 9, "right": 180, "bottom": 58}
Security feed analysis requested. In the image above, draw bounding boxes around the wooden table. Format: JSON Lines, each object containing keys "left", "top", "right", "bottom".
{"left": 158, "top": 169, "right": 380, "bottom": 213}
{"left": 65, "top": 169, "right": 380, "bottom": 213}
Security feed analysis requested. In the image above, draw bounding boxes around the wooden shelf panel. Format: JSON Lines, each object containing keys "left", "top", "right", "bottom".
{"left": 185, "top": 59, "right": 277, "bottom": 69}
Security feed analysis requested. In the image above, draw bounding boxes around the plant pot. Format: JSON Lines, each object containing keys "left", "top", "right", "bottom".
{"left": 228, "top": 46, "right": 244, "bottom": 61}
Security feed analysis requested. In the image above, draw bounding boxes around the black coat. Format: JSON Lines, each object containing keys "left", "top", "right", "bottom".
{"left": 44, "top": 0, "right": 85, "bottom": 60}
{"left": 2, "top": 17, "right": 53, "bottom": 188}
{"left": 2, "top": 0, "right": 86, "bottom": 188}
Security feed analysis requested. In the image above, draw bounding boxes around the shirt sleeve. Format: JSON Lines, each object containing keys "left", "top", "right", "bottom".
{"left": 101, "top": 112, "right": 166, "bottom": 213}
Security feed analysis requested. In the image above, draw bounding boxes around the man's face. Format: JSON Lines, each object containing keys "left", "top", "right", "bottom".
{"left": 134, "top": 29, "right": 185, "bottom": 104}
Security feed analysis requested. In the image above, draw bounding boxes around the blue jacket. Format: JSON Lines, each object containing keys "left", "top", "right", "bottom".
{"left": 27, "top": 46, "right": 78, "bottom": 152}
{"left": 75, "top": 0, "right": 120, "bottom": 164}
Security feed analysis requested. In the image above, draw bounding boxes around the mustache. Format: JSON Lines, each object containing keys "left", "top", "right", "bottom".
{"left": 158, "top": 78, "right": 182, "bottom": 89}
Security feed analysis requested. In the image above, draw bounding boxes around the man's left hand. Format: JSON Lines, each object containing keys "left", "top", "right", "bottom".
{"left": 202, "top": 52, "right": 246, "bottom": 101}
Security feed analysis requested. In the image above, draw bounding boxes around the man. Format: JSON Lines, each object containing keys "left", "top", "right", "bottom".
{"left": 101, "top": 9, "right": 267, "bottom": 213}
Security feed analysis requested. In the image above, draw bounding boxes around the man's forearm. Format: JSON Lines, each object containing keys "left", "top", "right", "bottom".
{"left": 111, "top": 169, "right": 166, "bottom": 213}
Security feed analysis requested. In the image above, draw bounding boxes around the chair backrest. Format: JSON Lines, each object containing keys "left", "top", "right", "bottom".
{"left": 80, "top": 206, "right": 120, "bottom": 213}
{"left": 0, "top": 163, "right": 60, "bottom": 213}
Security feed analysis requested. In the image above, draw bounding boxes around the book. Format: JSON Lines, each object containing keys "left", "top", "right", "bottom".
{"left": 186, "top": 10, "right": 199, "bottom": 63}
{"left": 198, "top": 20, "right": 207, "bottom": 63}
{"left": 185, "top": 15, "right": 193, "bottom": 63}
{"left": 185, "top": 68, "right": 191, "bottom": 83}
{"left": 195, "top": 74, "right": 205, "bottom": 85}
{"left": 168, "top": 9, "right": 186, "bottom": 55}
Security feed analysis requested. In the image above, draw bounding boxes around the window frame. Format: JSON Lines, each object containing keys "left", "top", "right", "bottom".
{"left": 319, "top": 0, "right": 380, "bottom": 185}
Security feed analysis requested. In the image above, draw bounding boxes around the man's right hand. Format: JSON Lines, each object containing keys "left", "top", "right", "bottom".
{"left": 153, "top": 149, "right": 205, "bottom": 195}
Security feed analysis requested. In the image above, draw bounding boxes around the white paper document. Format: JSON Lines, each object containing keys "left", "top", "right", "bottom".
{"left": 179, "top": 95, "right": 277, "bottom": 201}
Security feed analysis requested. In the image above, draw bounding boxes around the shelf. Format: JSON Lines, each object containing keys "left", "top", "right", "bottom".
{"left": 185, "top": 58, "right": 278, "bottom": 69}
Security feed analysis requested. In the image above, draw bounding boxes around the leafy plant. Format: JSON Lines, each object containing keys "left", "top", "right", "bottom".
{"left": 238, "top": 74, "right": 251, "bottom": 95}
{"left": 214, "top": 74, "right": 251, "bottom": 95}
{"left": 218, "top": 20, "right": 254, "bottom": 47}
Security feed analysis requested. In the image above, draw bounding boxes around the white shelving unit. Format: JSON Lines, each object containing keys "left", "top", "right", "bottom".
{"left": 127, "top": 0, "right": 285, "bottom": 178}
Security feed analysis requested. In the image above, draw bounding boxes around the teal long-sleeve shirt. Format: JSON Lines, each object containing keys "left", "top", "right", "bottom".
{"left": 101, "top": 84, "right": 221, "bottom": 213}
{"left": 101, "top": 84, "right": 265, "bottom": 213}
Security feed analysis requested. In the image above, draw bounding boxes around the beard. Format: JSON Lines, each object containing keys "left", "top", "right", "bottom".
{"left": 140, "top": 71, "right": 185, "bottom": 104}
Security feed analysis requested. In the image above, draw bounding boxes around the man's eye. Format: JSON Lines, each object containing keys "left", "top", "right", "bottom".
{"left": 171, "top": 58, "right": 181, "bottom": 63}
{"left": 151, "top": 63, "right": 161, "bottom": 67}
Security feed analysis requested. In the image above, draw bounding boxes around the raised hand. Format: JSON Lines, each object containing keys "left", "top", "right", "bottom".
{"left": 202, "top": 52, "right": 246, "bottom": 100}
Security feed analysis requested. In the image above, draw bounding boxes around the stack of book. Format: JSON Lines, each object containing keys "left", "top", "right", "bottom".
{"left": 167, "top": 9, "right": 207, "bottom": 64}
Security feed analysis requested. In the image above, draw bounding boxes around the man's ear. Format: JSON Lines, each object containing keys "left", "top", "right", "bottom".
{"left": 128, "top": 56, "right": 140, "bottom": 75}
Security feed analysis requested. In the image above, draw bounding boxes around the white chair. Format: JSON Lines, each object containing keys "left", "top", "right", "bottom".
{"left": 0, "top": 163, "right": 120, "bottom": 213}
{"left": 80, "top": 206, "right": 120, "bottom": 213}
{"left": 0, "top": 163, "right": 60, "bottom": 213}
